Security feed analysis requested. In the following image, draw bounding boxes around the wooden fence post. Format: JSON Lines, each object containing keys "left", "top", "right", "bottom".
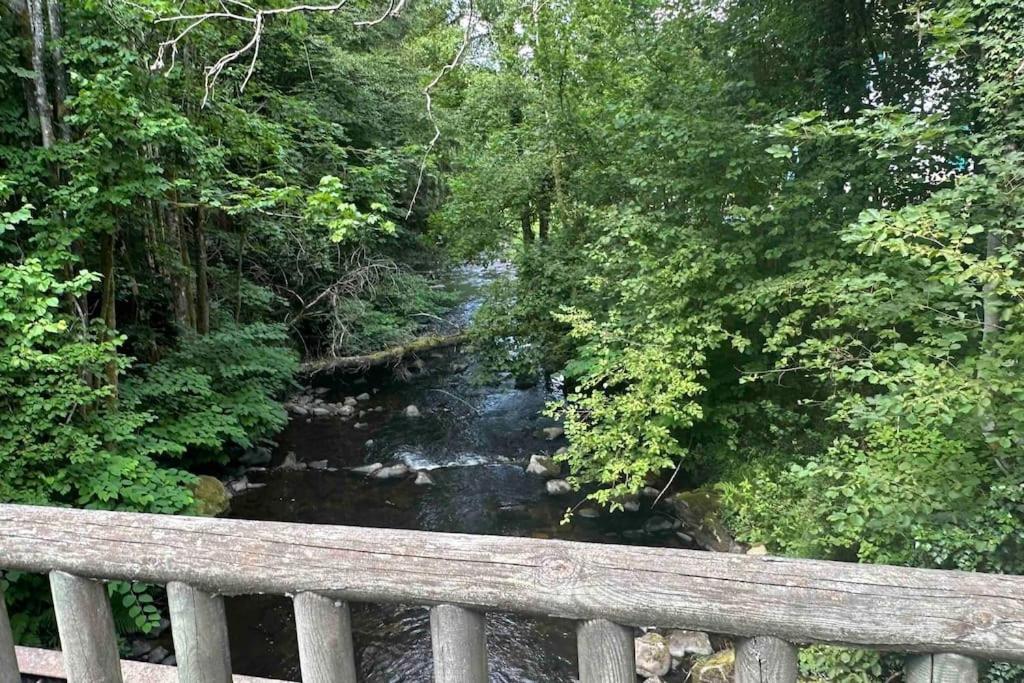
{"left": 577, "top": 619, "right": 634, "bottom": 683}
{"left": 294, "top": 592, "right": 358, "bottom": 683}
{"left": 735, "top": 636, "right": 798, "bottom": 683}
{"left": 0, "top": 588, "right": 19, "bottom": 683}
{"left": 430, "top": 604, "right": 488, "bottom": 683}
{"left": 49, "top": 571, "right": 123, "bottom": 683}
{"left": 906, "top": 654, "right": 979, "bottom": 683}
{"left": 167, "top": 582, "right": 231, "bottom": 683}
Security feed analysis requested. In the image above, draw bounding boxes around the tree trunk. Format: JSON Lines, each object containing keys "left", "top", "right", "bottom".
{"left": 166, "top": 204, "right": 195, "bottom": 332}
{"left": 521, "top": 208, "right": 534, "bottom": 244}
{"left": 99, "top": 231, "right": 118, "bottom": 403}
{"left": 26, "top": 0, "right": 55, "bottom": 148}
{"left": 194, "top": 208, "right": 210, "bottom": 335}
{"left": 235, "top": 224, "right": 246, "bottom": 322}
{"left": 302, "top": 333, "right": 470, "bottom": 374}
{"left": 45, "top": 0, "right": 70, "bottom": 142}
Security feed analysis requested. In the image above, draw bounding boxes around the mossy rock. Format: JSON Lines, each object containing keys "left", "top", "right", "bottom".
{"left": 668, "top": 489, "right": 738, "bottom": 553}
{"left": 190, "top": 475, "right": 230, "bottom": 517}
{"left": 689, "top": 648, "right": 735, "bottom": 683}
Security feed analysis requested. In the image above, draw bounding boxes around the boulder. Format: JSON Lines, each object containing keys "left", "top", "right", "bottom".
{"left": 308, "top": 460, "right": 330, "bottom": 471}
{"left": 643, "top": 516, "right": 679, "bottom": 534}
{"left": 291, "top": 405, "right": 309, "bottom": 416}
{"left": 689, "top": 649, "right": 735, "bottom": 683}
{"left": 351, "top": 463, "right": 384, "bottom": 476}
{"left": 129, "top": 639, "right": 153, "bottom": 658}
{"left": 747, "top": 544, "right": 769, "bottom": 556}
{"left": 277, "top": 451, "right": 305, "bottom": 471}
{"left": 641, "top": 486, "right": 661, "bottom": 499}
{"left": 190, "top": 475, "right": 230, "bottom": 516}
{"left": 337, "top": 404, "right": 356, "bottom": 417}
{"left": 634, "top": 633, "right": 671, "bottom": 678}
{"left": 313, "top": 387, "right": 330, "bottom": 396}
{"left": 643, "top": 678, "right": 665, "bottom": 683}
{"left": 311, "top": 407, "right": 331, "bottom": 417}
{"left": 226, "top": 477, "right": 250, "bottom": 495}
{"left": 414, "top": 471, "right": 435, "bottom": 486}
{"left": 577, "top": 507, "right": 601, "bottom": 519}
{"left": 344, "top": 397, "right": 358, "bottom": 407}
{"left": 354, "top": 422, "right": 369, "bottom": 429}
{"left": 667, "top": 489, "right": 740, "bottom": 553}
{"left": 365, "top": 439, "right": 376, "bottom": 448}
{"left": 525, "top": 454, "right": 561, "bottom": 478}
{"left": 356, "top": 392, "right": 371, "bottom": 402}
{"left": 371, "top": 464, "right": 409, "bottom": 480}
{"left": 541, "top": 426, "right": 564, "bottom": 440}
{"left": 545, "top": 479, "right": 572, "bottom": 495}
{"left": 404, "top": 405, "right": 422, "bottom": 418}
{"left": 146, "top": 646, "right": 169, "bottom": 664}
{"left": 667, "top": 630, "right": 713, "bottom": 659}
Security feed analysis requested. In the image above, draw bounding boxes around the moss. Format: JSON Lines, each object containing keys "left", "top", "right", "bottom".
{"left": 190, "top": 475, "right": 230, "bottom": 517}
{"left": 689, "top": 649, "right": 735, "bottom": 683}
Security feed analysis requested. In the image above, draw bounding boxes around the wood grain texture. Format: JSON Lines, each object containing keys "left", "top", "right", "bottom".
{"left": 293, "top": 593, "right": 357, "bottom": 683}
{"left": 14, "top": 646, "right": 288, "bottom": 683}
{"left": 3, "top": 505, "right": 1023, "bottom": 662}
{"left": 49, "top": 571, "right": 123, "bottom": 683}
{"left": 167, "top": 582, "right": 231, "bottom": 683}
{"left": 735, "top": 636, "right": 797, "bottom": 683}
{"left": 430, "top": 604, "right": 487, "bottom": 683}
{"left": 906, "top": 653, "right": 979, "bottom": 683}
{"left": 0, "top": 589, "right": 19, "bottom": 683}
{"left": 576, "top": 619, "right": 634, "bottom": 683}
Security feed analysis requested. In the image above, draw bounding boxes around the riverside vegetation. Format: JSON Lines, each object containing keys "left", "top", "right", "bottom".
{"left": 2, "top": 1, "right": 1024, "bottom": 681}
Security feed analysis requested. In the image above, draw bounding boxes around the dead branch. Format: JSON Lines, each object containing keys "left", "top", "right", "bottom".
{"left": 151, "top": 1, "right": 408, "bottom": 106}
{"left": 301, "top": 332, "right": 469, "bottom": 374}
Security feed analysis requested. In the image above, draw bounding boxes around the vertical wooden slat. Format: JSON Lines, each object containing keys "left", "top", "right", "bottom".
{"left": 294, "top": 592, "right": 358, "bottom": 683}
{"left": 906, "top": 653, "right": 979, "bottom": 683}
{"left": 430, "top": 604, "right": 487, "bottom": 683}
{"left": 0, "top": 588, "right": 20, "bottom": 683}
{"left": 167, "top": 581, "right": 231, "bottom": 683}
{"left": 735, "top": 636, "right": 798, "bottom": 683}
{"left": 576, "top": 619, "right": 634, "bottom": 683}
{"left": 49, "top": 571, "right": 123, "bottom": 683}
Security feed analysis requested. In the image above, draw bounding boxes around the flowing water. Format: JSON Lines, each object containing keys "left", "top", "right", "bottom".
{"left": 225, "top": 264, "right": 698, "bottom": 682}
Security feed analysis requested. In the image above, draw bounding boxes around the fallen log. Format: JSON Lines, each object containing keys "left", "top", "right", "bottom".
{"left": 301, "top": 333, "right": 469, "bottom": 374}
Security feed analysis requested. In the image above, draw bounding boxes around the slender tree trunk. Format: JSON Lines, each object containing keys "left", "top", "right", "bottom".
{"left": 45, "top": 0, "right": 70, "bottom": 142}
{"left": 537, "top": 177, "right": 551, "bottom": 243}
{"left": 194, "top": 208, "right": 210, "bottom": 335}
{"left": 166, "top": 204, "right": 195, "bottom": 332}
{"left": 99, "top": 230, "right": 118, "bottom": 403}
{"left": 235, "top": 224, "right": 246, "bottom": 323}
{"left": 26, "top": 0, "right": 55, "bottom": 148}
{"left": 983, "top": 229, "right": 1002, "bottom": 344}
{"left": 521, "top": 208, "right": 534, "bottom": 244}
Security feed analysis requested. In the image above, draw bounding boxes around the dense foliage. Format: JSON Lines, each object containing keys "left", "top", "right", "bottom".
{"left": 3, "top": 0, "right": 1024, "bottom": 677}
{"left": 437, "top": 0, "right": 1023, "bottom": 662}
{"left": 1, "top": 0, "right": 458, "bottom": 641}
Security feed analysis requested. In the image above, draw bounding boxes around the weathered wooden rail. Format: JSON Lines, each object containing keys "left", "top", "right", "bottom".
{"left": 1, "top": 504, "right": 1022, "bottom": 682}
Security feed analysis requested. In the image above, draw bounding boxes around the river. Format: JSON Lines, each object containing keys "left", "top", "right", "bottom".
{"left": 223, "top": 263, "right": 698, "bottom": 681}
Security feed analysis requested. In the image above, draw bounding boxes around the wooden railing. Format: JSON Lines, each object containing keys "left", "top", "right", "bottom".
{"left": 1, "top": 504, "right": 1022, "bottom": 683}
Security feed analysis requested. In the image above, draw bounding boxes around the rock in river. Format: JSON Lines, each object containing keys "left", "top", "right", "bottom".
{"left": 525, "top": 454, "right": 561, "bottom": 478}
{"left": 541, "top": 426, "right": 564, "bottom": 440}
{"left": 635, "top": 633, "right": 671, "bottom": 678}
{"left": 356, "top": 392, "right": 371, "bottom": 402}
{"left": 414, "top": 470, "right": 435, "bottom": 486}
{"left": 404, "top": 404, "right": 422, "bottom": 418}
{"left": 351, "top": 462, "right": 383, "bottom": 476}
{"left": 545, "top": 479, "right": 572, "bottom": 495}
{"left": 371, "top": 464, "right": 409, "bottom": 480}
{"left": 667, "top": 629, "right": 713, "bottom": 659}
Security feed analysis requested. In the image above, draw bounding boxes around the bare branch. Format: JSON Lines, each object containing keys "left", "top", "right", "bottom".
{"left": 151, "top": 1, "right": 409, "bottom": 105}
{"left": 406, "top": 0, "right": 476, "bottom": 219}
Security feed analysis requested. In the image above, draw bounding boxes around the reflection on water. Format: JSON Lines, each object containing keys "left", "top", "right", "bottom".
{"left": 225, "top": 264, "right": 695, "bottom": 681}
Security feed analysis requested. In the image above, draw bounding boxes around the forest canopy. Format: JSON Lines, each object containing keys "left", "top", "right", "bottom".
{"left": 2, "top": 0, "right": 1023, "bottom": 678}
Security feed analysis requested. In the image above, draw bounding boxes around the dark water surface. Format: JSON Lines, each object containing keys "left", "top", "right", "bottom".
{"left": 225, "top": 264, "right": 696, "bottom": 682}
